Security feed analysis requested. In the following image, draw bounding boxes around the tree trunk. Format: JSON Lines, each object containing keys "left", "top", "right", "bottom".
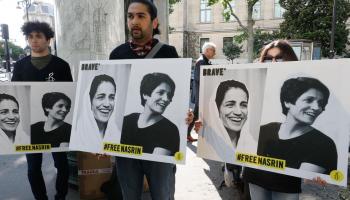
{"left": 246, "top": 4, "right": 254, "bottom": 63}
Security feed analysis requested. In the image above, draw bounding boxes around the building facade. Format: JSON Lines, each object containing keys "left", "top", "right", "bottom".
{"left": 169, "top": 0, "right": 350, "bottom": 63}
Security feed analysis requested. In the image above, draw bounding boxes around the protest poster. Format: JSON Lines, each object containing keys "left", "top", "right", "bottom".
{"left": 69, "top": 62, "right": 131, "bottom": 154}
{"left": 99, "top": 59, "right": 191, "bottom": 164}
{"left": 0, "top": 82, "right": 75, "bottom": 154}
{"left": 197, "top": 59, "right": 350, "bottom": 186}
{"left": 30, "top": 82, "right": 76, "bottom": 152}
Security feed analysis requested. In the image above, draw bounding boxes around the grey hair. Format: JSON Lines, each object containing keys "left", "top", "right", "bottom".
{"left": 202, "top": 42, "right": 216, "bottom": 53}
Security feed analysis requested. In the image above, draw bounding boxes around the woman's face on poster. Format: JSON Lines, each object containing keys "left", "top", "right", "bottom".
{"left": 91, "top": 81, "right": 116, "bottom": 123}
{"left": 144, "top": 82, "right": 172, "bottom": 115}
{"left": 46, "top": 99, "right": 70, "bottom": 122}
{"left": 0, "top": 99, "right": 20, "bottom": 132}
{"left": 285, "top": 88, "right": 324, "bottom": 125}
{"left": 219, "top": 87, "right": 248, "bottom": 133}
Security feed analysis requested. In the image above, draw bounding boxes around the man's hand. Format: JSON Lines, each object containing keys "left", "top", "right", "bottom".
{"left": 186, "top": 109, "right": 194, "bottom": 125}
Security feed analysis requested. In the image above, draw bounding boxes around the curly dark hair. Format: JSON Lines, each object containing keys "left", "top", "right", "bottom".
{"left": 21, "top": 21, "right": 54, "bottom": 40}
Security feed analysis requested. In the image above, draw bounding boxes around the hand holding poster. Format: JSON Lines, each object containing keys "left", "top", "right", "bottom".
{"left": 197, "top": 59, "right": 350, "bottom": 186}
{"left": 70, "top": 59, "right": 191, "bottom": 164}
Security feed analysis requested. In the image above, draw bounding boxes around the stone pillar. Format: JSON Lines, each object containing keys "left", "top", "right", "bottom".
{"left": 153, "top": 0, "right": 169, "bottom": 43}
{"left": 54, "top": 0, "right": 125, "bottom": 80}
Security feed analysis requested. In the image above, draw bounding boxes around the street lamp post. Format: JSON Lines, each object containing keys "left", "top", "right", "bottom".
{"left": 329, "top": 0, "right": 337, "bottom": 59}
{"left": 16, "top": 0, "right": 34, "bottom": 21}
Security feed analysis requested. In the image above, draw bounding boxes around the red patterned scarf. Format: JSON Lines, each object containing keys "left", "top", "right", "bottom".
{"left": 129, "top": 39, "right": 153, "bottom": 56}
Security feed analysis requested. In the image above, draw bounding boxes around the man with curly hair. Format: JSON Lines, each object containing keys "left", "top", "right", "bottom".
{"left": 12, "top": 21, "right": 72, "bottom": 200}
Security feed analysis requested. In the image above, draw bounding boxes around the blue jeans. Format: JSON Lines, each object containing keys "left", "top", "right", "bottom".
{"left": 26, "top": 152, "right": 69, "bottom": 200}
{"left": 249, "top": 183, "right": 299, "bottom": 200}
{"left": 116, "top": 157, "right": 175, "bottom": 200}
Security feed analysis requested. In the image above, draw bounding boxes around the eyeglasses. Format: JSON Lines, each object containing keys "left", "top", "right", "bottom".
{"left": 263, "top": 55, "right": 284, "bottom": 63}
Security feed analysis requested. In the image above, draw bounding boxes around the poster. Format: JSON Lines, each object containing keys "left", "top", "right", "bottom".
{"left": 197, "top": 59, "right": 350, "bottom": 186}
{"left": 0, "top": 82, "right": 75, "bottom": 154}
{"left": 69, "top": 62, "right": 131, "bottom": 154}
{"left": 30, "top": 83, "right": 76, "bottom": 152}
{"left": 114, "top": 59, "right": 191, "bottom": 164}
{"left": 69, "top": 59, "right": 191, "bottom": 164}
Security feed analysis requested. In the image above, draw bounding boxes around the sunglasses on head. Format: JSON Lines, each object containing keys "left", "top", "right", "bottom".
{"left": 263, "top": 55, "right": 284, "bottom": 63}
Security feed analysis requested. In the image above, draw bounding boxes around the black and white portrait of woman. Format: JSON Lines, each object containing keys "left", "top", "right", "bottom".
{"left": 118, "top": 59, "right": 190, "bottom": 163}
{"left": 31, "top": 92, "right": 72, "bottom": 148}
{"left": 30, "top": 82, "right": 75, "bottom": 152}
{"left": 197, "top": 67, "right": 266, "bottom": 164}
{"left": 0, "top": 85, "right": 30, "bottom": 154}
{"left": 215, "top": 80, "right": 249, "bottom": 149}
{"left": 121, "top": 72, "right": 180, "bottom": 156}
{"left": 70, "top": 63, "right": 130, "bottom": 154}
{"left": 258, "top": 60, "right": 350, "bottom": 184}
{"left": 72, "top": 74, "right": 120, "bottom": 153}
{"left": 258, "top": 77, "right": 337, "bottom": 174}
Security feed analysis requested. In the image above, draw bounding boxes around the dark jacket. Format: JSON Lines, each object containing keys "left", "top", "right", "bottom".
{"left": 191, "top": 54, "right": 210, "bottom": 105}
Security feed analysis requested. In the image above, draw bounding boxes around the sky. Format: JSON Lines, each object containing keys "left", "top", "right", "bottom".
{"left": 0, "top": 0, "right": 53, "bottom": 48}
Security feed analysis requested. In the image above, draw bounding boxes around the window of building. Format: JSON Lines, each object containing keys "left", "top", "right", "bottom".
{"left": 28, "top": 4, "right": 36, "bottom": 12}
{"left": 41, "top": 5, "right": 49, "bottom": 14}
{"left": 223, "top": 1, "right": 235, "bottom": 21}
{"left": 200, "top": 38, "right": 209, "bottom": 53}
{"left": 223, "top": 37, "right": 233, "bottom": 49}
{"left": 274, "top": 0, "right": 285, "bottom": 18}
{"left": 252, "top": 0, "right": 261, "bottom": 20}
{"left": 200, "top": 0, "right": 211, "bottom": 23}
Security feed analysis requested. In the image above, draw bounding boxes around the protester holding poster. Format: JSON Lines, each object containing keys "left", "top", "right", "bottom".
{"left": 121, "top": 72, "right": 180, "bottom": 156}
{"left": 31, "top": 92, "right": 72, "bottom": 148}
{"left": 244, "top": 40, "right": 303, "bottom": 200}
{"left": 109, "top": 0, "right": 181, "bottom": 199}
{"left": 11, "top": 21, "right": 72, "bottom": 200}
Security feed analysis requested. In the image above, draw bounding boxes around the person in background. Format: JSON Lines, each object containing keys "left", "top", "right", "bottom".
{"left": 188, "top": 42, "right": 216, "bottom": 142}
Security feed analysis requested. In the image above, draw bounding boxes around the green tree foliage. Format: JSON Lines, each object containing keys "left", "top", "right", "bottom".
{"left": 169, "top": 0, "right": 181, "bottom": 14}
{"left": 208, "top": 0, "right": 259, "bottom": 62}
{"left": 234, "top": 30, "right": 280, "bottom": 58}
{"left": 0, "top": 41, "right": 25, "bottom": 61}
{"left": 223, "top": 42, "right": 243, "bottom": 63}
{"left": 279, "top": 0, "right": 350, "bottom": 57}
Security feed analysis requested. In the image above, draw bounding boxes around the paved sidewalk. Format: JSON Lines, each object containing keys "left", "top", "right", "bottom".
{"left": 0, "top": 154, "right": 79, "bottom": 200}
{"left": 0, "top": 142, "right": 349, "bottom": 200}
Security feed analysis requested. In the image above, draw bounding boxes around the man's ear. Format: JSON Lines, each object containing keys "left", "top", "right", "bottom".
{"left": 152, "top": 17, "right": 158, "bottom": 29}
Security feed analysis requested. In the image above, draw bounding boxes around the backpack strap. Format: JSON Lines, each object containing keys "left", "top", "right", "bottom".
{"left": 145, "top": 42, "right": 164, "bottom": 58}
